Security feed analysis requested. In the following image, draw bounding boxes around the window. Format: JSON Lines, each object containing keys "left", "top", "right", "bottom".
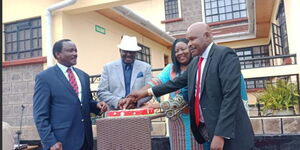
{"left": 272, "top": 0, "right": 289, "bottom": 55}
{"left": 204, "top": 0, "right": 247, "bottom": 23}
{"left": 246, "top": 79, "right": 267, "bottom": 89}
{"left": 164, "top": 0, "right": 179, "bottom": 20}
{"left": 4, "top": 18, "right": 42, "bottom": 61}
{"left": 235, "top": 45, "right": 270, "bottom": 69}
{"left": 245, "top": 75, "right": 299, "bottom": 90}
{"left": 137, "top": 44, "right": 151, "bottom": 64}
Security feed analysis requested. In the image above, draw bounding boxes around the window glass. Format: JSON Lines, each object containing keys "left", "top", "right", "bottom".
{"left": 165, "top": 0, "right": 179, "bottom": 20}
{"left": 204, "top": 0, "right": 247, "bottom": 23}
{"left": 137, "top": 44, "right": 151, "bottom": 64}
{"left": 4, "top": 17, "right": 42, "bottom": 61}
{"left": 235, "top": 45, "right": 270, "bottom": 69}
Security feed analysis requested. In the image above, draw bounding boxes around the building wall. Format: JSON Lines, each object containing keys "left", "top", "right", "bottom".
{"left": 219, "top": 0, "right": 300, "bottom": 79}
{"left": 126, "top": 0, "right": 166, "bottom": 31}
{"left": 284, "top": 0, "right": 300, "bottom": 73}
{"left": 166, "top": 0, "right": 203, "bottom": 36}
{"left": 3, "top": 0, "right": 171, "bottom": 141}
{"left": 2, "top": 64, "right": 43, "bottom": 140}
{"left": 57, "top": 11, "right": 170, "bottom": 75}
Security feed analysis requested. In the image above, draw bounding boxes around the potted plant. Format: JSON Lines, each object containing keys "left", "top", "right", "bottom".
{"left": 257, "top": 79, "right": 300, "bottom": 116}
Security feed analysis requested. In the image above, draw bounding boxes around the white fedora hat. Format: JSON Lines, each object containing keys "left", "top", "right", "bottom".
{"left": 117, "top": 35, "right": 141, "bottom": 51}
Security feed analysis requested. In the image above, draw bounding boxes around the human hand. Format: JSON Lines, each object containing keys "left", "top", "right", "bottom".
{"left": 140, "top": 103, "right": 160, "bottom": 109}
{"left": 121, "top": 90, "right": 149, "bottom": 109}
{"left": 118, "top": 97, "right": 136, "bottom": 110}
{"left": 50, "top": 142, "right": 62, "bottom": 150}
{"left": 97, "top": 101, "right": 107, "bottom": 113}
{"left": 210, "top": 135, "right": 224, "bottom": 150}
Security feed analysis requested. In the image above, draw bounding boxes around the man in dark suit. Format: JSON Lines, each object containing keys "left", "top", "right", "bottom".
{"left": 121, "top": 22, "right": 254, "bottom": 150}
{"left": 33, "top": 39, "right": 107, "bottom": 150}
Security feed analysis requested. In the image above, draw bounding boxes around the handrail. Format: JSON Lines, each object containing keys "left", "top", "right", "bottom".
{"left": 239, "top": 54, "right": 296, "bottom": 62}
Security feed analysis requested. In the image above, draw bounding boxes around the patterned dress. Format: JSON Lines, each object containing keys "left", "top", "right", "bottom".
{"left": 148, "top": 64, "right": 203, "bottom": 150}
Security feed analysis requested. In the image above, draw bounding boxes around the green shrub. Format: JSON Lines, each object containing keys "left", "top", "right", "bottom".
{"left": 258, "top": 79, "right": 299, "bottom": 112}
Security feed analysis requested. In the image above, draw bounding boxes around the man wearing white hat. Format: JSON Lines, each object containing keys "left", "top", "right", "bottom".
{"left": 97, "top": 35, "right": 153, "bottom": 109}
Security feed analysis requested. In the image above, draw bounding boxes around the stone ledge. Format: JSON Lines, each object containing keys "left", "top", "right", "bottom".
{"left": 250, "top": 116, "right": 300, "bottom": 135}
{"left": 11, "top": 116, "right": 300, "bottom": 141}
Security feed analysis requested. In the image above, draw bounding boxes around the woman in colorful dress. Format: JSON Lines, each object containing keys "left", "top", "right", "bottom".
{"left": 145, "top": 38, "right": 205, "bottom": 150}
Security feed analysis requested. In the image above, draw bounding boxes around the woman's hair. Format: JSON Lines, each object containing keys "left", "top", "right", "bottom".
{"left": 171, "top": 38, "right": 190, "bottom": 74}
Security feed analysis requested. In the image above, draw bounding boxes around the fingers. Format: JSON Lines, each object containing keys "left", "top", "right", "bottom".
{"left": 126, "top": 103, "right": 137, "bottom": 109}
{"left": 100, "top": 102, "right": 107, "bottom": 112}
{"left": 118, "top": 99, "right": 127, "bottom": 110}
{"left": 210, "top": 136, "right": 224, "bottom": 150}
{"left": 121, "top": 99, "right": 130, "bottom": 110}
{"left": 50, "top": 142, "right": 62, "bottom": 150}
{"left": 119, "top": 97, "right": 136, "bottom": 109}
{"left": 97, "top": 102, "right": 107, "bottom": 112}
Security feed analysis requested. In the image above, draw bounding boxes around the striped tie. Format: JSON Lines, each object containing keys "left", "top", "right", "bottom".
{"left": 67, "top": 67, "right": 79, "bottom": 94}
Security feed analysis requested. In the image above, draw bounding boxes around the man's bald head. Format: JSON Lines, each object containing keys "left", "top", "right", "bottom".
{"left": 186, "top": 22, "right": 213, "bottom": 57}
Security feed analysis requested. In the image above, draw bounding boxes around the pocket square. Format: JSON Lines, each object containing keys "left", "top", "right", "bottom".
{"left": 136, "top": 72, "right": 144, "bottom": 78}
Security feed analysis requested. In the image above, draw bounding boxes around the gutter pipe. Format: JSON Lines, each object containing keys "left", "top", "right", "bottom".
{"left": 45, "top": 0, "right": 77, "bottom": 67}
{"left": 112, "top": 6, "right": 175, "bottom": 44}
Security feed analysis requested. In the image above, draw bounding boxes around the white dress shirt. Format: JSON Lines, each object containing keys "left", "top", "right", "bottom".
{"left": 195, "top": 42, "right": 213, "bottom": 122}
{"left": 57, "top": 63, "right": 82, "bottom": 102}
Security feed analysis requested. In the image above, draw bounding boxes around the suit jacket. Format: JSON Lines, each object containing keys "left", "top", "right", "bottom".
{"left": 97, "top": 59, "right": 152, "bottom": 109}
{"left": 152, "top": 44, "right": 254, "bottom": 150}
{"left": 33, "top": 65, "right": 100, "bottom": 150}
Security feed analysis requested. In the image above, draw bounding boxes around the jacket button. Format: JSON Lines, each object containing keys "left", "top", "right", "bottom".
{"left": 81, "top": 119, "right": 84, "bottom": 122}
{"left": 81, "top": 104, "right": 83, "bottom": 106}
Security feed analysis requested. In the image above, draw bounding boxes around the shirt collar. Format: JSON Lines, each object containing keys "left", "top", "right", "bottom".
{"left": 57, "top": 63, "right": 73, "bottom": 73}
{"left": 201, "top": 42, "right": 213, "bottom": 59}
{"left": 122, "top": 60, "right": 134, "bottom": 68}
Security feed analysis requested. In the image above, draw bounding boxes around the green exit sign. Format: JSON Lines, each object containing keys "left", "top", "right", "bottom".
{"left": 95, "top": 25, "right": 106, "bottom": 35}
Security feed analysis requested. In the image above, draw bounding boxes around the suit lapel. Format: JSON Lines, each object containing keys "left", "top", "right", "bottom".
{"left": 130, "top": 61, "right": 139, "bottom": 90}
{"left": 74, "top": 68, "right": 85, "bottom": 102}
{"left": 54, "top": 65, "right": 78, "bottom": 98}
{"left": 116, "top": 60, "right": 125, "bottom": 89}
{"left": 200, "top": 44, "right": 216, "bottom": 95}
{"left": 189, "top": 57, "right": 199, "bottom": 105}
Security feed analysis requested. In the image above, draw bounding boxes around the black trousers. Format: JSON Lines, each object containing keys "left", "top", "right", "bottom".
{"left": 80, "top": 136, "right": 92, "bottom": 150}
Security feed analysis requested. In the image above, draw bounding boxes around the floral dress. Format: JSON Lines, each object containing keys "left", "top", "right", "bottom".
{"left": 148, "top": 64, "right": 203, "bottom": 150}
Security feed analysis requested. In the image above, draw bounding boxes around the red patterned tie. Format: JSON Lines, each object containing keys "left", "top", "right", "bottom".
{"left": 194, "top": 57, "right": 204, "bottom": 127}
{"left": 67, "top": 68, "right": 79, "bottom": 94}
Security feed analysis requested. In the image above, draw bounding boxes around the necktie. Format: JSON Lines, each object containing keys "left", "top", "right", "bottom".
{"left": 194, "top": 57, "right": 204, "bottom": 127}
{"left": 124, "top": 64, "right": 132, "bottom": 96}
{"left": 67, "top": 67, "right": 79, "bottom": 94}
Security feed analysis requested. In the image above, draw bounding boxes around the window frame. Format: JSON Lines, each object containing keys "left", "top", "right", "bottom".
{"left": 203, "top": 0, "right": 248, "bottom": 24}
{"left": 136, "top": 43, "right": 151, "bottom": 64}
{"left": 4, "top": 17, "right": 42, "bottom": 61}
{"left": 164, "top": 0, "right": 182, "bottom": 20}
{"left": 272, "top": 0, "right": 289, "bottom": 55}
{"left": 235, "top": 44, "right": 270, "bottom": 69}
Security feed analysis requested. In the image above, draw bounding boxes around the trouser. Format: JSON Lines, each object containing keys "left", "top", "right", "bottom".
{"left": 80, "top": 136, "right": 92, "bottom": 150}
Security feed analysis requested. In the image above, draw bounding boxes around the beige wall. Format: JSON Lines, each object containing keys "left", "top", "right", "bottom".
{"left": 60, "top": 11, "right": 170, "bottom": 75}
{"left": 219, "top": 38, "right": 270, "bottom": 49}
{"left": 3, "top": 0, "right": 61, "bottom": 23}
{"left": 126, "top": 0, "right": 166, "bottom": 31}
{"left": 3, "top": 0, "right": 171, "bottom": 75}
{"left": 284, "top": 0, "right": 300, "bottom": 67}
